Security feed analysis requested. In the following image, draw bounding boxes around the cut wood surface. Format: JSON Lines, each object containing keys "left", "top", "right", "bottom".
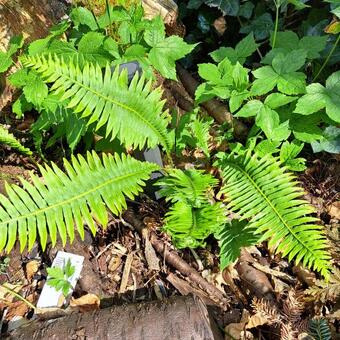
{"left": 5, "top": 295, "right": 223, "bottom": 340}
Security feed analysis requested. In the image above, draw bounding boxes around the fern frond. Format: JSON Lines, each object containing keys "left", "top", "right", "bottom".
{"left": 308, "top": 319, "right": 331, "bottom": 340}
{"left": 21, "top": 54, "right": 173, "bottom": 152}
{"left": 157, "top": 169, "right": 218, "bottom": 206}
{"left": 0, "top": 152, "right": 158, "bottom": 252}
{"left": 156, "top": 169, "right": 225, "bottom": 248}
{"left": 215, "top": 220, "right": 260, "bottom": 269}
{"left": 0, "top": 125, "right": 32, "bottom": 156}
{"left": 164, "top": 200, "right": 226, "bottom": 248}
{"left": 217, "top": 152, "right": 331, "bottom": 278}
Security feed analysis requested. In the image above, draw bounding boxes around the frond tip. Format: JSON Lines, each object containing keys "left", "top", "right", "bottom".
{"left": 0, "top": 125, "right": 32, "bottom": 156}
{"left": 21, "top": 54, "right": 173, "bottom": 152}
{"left": 216, "top": 152, "right": 331, "bottom": 278}
{"left": 0, "top": 152, "right": 159, "bottom": 252}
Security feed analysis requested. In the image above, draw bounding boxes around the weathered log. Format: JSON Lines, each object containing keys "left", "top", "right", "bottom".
{"left": 5, "top": 295, "right": 223, "bottom": 340}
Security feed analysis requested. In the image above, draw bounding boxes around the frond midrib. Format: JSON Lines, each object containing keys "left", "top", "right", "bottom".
{"left": 66, "top": 74, "right": 170, "bottom": 150}
{"left": 224, "top": 158, "right": 318, "bottom": 258}
{"left": 0, "top": 168, "right": 149, "bottom": 227}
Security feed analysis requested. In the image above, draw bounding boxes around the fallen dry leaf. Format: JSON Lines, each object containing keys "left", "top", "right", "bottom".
{"left": 107, "top": 255, "right": 121, "bottom": 272}
{"left": 328, "top": 201, "right": 340, "bottom": 220}
{"left": 70, "top": 294, "right": 100, "bottom": 312}
{"left": 213, "top": 16, "right": 227, "bottom": 35}
{"left": 25, "top": 260, "right": 40, "bottom": 281}
{"left": 143, "top": 229, "right": 160, "bottom": 271}
{"left": 225, "top": 310, "right": 253, "bottom": 340}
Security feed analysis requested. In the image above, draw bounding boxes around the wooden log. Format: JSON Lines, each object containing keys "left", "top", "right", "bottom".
{"left": 5, "top": 295, "right": 223, "bottom": 340}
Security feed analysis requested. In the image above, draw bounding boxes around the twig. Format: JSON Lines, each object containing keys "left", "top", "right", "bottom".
{"left": 119, "top": 251, "right": 135, "bottom": 294}
{"left": 0, "top": 284, "right": 36, "bottom": 310}
{"left": 123, "top": 210, "right": 230, "bottom": 309}
{"left": 190, "top": 249, "right": 204, "bottom": 271}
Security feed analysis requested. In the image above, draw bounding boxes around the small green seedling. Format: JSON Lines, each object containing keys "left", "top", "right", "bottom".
{"left": 47, "top": 259, "right": 75, "bottom": 297}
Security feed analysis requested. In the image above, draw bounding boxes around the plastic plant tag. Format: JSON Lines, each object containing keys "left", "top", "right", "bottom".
{"left": 37, "top": 251, "right": 84, "bottom": 308}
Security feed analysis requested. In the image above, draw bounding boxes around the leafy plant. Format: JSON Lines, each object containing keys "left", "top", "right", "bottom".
{"left": 308, "top": 319, "right": 332, "bottom": 340}
{"left": 0, "top": 125, "right": 32, "bottom": 156}
{"left": 21, "top": 54, "right": 173, "bottom": 153}
{"left": 0, "top": 152, "right": 158, "bottom": 252}
{"left": 47, "top": 259, "right": 75, "bottom": 297}
{"left": 156, "top": 169, "right": 225, "bottom": 248}
{"left": 0, "top": 35, "right": 24, "bottom": 73}
{"left": 216, "top": 152, "right": 331, "bottom": 277}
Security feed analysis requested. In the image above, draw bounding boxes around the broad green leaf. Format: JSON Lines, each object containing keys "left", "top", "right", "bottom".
{"left": 256, "top": 106, "right": 280, "bottom": 139}
{"left": 251, "top": 66, "right": 278, "bottom": 95}
{"left": 290, "top": 113, "right": 324, "bottom": 142}
{"left": 0, "top": 52, "right": 13, "bottom": 73}
{"left": 70, "top": 7, "right": 98, "bottom": 30}
{"left": 240, "top": 13, "right": 274, "bottom": 40}
{"left": 235, "top": 100, "right": 263, "bottom": 117}
{"left": 295, "top": 71, "right": 340, "bottom": 122}
{"left": 237, "top": 1, "right": 254, "bottom": 19}
{"left": 97, "top": 6, "right": 130, "bottom": 28}
{"left": 210, "top": 33, "right": 258, "bottom": 64}
{"left": 264, "top": 93, "right": 297, "bottom": 109}
{"left": 229, "top": 90, "right": 249, "bottom": 112}
{"left": 12, "top": 95, "right": 32, "bottom": 119}
{"left": 46, "top": 40, "right": 78, "bottom": 60}
{"left": 28, "top": 37, "right": 51, "bottom": 56}
{"left": 272, "top": 50, "right": 307, "bottom": 75}
{"left": 23, "top": 74, "right": 48, "bottom": 106}
{"left": 103, "top": 37, "right": 120, "bottom": 58}
{"left": 255, "top": 139, "right": 280, "bottom": 157}
{"left": 148, "top": 36, "right": 197, "bottom": 79}
{"left": 198, "top": 63, "right": 221, "bottom": 83}
{"left": 144, "top": 15, "right": 165, "bottom": 47}
{"left": 78, "top": 32, "right": 110, "bottom": 67}
{"left": 312, "top": 126, "right": 340, "bottom": 154}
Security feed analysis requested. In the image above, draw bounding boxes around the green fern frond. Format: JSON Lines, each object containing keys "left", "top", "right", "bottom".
{"left": 0, "top": 125, "right": 32, "bottom": 156}
{"left": 156, "top": 169, "right": 225, "bottom": 248}
{"left": 164, "top": 200, "right": 226, "bottom": 248}
{"left": 157, "top": 168, "right": 218, "bottom": 206}
{"left": 215, "top": 220, "right": 260, "bottom": 269}
{"left": 308, "top": 319, "right": 331, "bottom": 340}
{"left": 190, "top": 116, "right": 211, "bottom": 156}
{"left": 21, "top": 54, "right": 173, "bottom": 152}
{"left": 0, "top": 151, "right": 159, "bottom": 252}
{"left": 217, "top": 152, "right": 331, "bottom": 278}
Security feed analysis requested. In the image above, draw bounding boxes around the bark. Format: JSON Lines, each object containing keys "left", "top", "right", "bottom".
{"left": 5, "top": 295, "right": 223, "bottom": 340}
{"left": 123, "top": 210, "right": 231, "bottom": 309}
{"left": 0, "top": 0, "right": 68, "bottom": 51}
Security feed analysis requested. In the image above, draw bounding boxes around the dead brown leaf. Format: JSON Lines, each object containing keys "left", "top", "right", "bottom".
{"left": 70, "top": 294, "right": 100, "bottom": 312}
{"left": 328, "top": 201, "right": 340, "bottom": 219}
{"left": 25, "top": 260, "right": 40, "bottom": 281}
{"left": 107, "top": 255, "right": 121, "bottom": 272}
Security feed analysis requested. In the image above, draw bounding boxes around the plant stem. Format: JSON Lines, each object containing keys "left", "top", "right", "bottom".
{"left": 272, "top": 1, "right": 280, "bottom": 49}
{"left": 0, "top": 284, "right": 36, "bottom": 310}
{"left": 313, "top": 34, "right": 340, "bottom": 82}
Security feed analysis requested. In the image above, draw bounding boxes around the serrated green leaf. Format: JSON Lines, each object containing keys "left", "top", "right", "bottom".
{"left": 144, "top": 15, "right": 165, "bottom": 47}
{"left": 240, "top": 13, "right": 274, "bottom": 40}
{"left": 23, "top": 74, "right": 48, "bottom": 106}
{"left": 311, "top": 126, "right": 340, "bottom": 154}
{"left": 235, "top": 99, "right": 263, "bottom": 117}
{"left": 8, "top": 69, "right": 29, "bottom": 88}
{"left": 295, "top": 71, "right": 340, "bottom": 122}
{"left": 148, "top": 36, "right": 197, "bottom": 79}
{"left": 290, "top": 113, "right": 324, "bottom": 142}
{"left": 0, "top": 52, "right": 12, "bottom": 73}
{"left": 70, "top": 7, "right": 98, "bottom": 30}
{"left": 264, "top": 93, "right": 297, "bottom": 109}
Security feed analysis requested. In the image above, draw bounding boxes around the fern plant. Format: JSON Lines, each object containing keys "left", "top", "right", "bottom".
{"left": 156, "top": 169, "right": 226, "bottom": 248}
{"left": 0, "top": 125, "right": 32, "bottom": 156}
{"left": 216, "top": 152, "right": 331, "bottom": 277}
{"left": 21, "top": 54, "right": 173, "bottom": 153}
{"left": 0, "top": 151, "right": 158, "bottom": 252}
{"left": 308, "top": 319, "right": 332, "bottom": 340}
